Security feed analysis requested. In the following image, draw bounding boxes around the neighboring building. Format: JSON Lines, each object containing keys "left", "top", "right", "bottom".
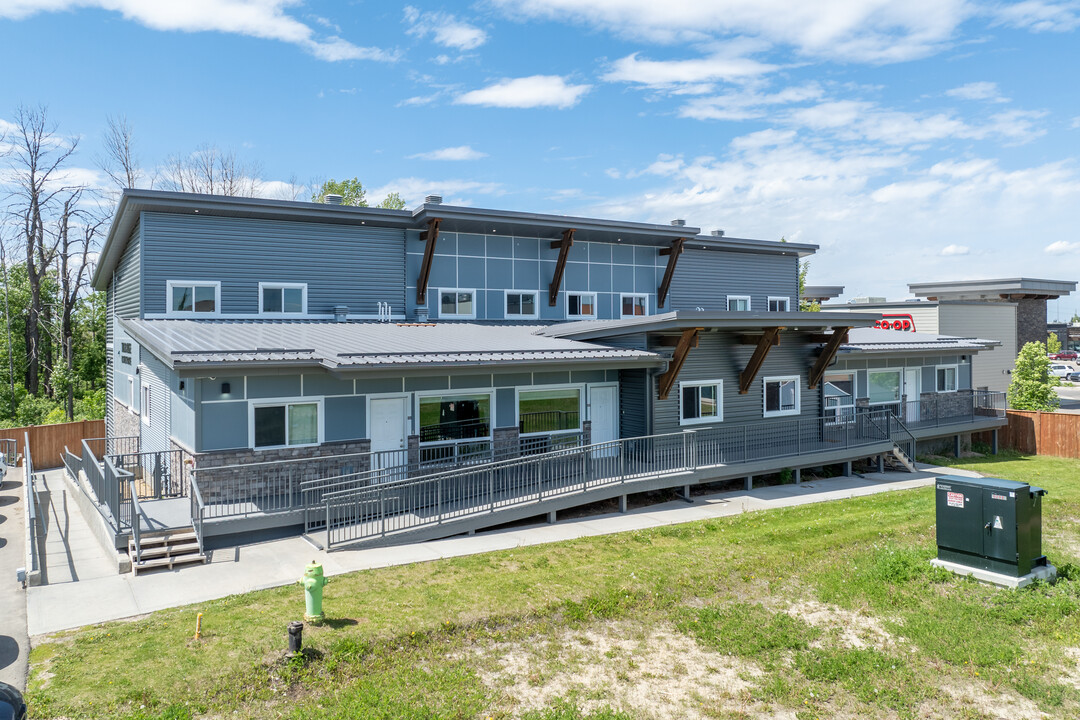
{"left": 80, "top": 190, "right": 1007, "bottom": 560}
{"left": 801, "top": 285, "right": 844, "bottom": 304}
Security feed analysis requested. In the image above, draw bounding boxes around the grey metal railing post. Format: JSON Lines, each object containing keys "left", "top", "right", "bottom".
{"left": 742, "top": 425, "right": 748, "bottom": 462}
{"left": 488, "top": 467, "right": 495, "bottom": 512}
{"left": 326, "top": 498, "right": 331, "bottom": 549}
{"left": 380, "top": 487, "right": 386, "bottom": 537}
{"left": 437, "top": 477, "right": 443, "bottom": 524}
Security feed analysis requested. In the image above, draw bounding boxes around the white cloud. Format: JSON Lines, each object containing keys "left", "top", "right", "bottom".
{"left": 991, "top": 0, "right": 1080, "bottom": 32}
{"left": 939, "top": 243, "right": 970, "bottom": 256}
{"left": 945, "top": 81, "right": 1009, "bottom": 103}
{"left": 403, "top": 6, "right": 487, "bottom": 50}
{"left": 0, "top": 1, "right": 394, "bottom": 62}
{"left": 366, "top": 177, "right": 504, "bottom": 207}
{"left": 456, "top": 75, "right": 591, "bottom": 109}
{"left": 679, "top": 83, "right": 824, "bottom": 121}
{"left": 491, "top": 0, "right": 971, "bottom": 63}
{"left": 603, "top": 49, "right": 778, "bottom": 87}
{"left": 1046, "top": 240, "right": 1080, "bottom": 254}
{"left": 408, "top": 145, "right": 488, "bottom": 161}
{"left": 1070, "top": 116, "right": 1080, "bottom": 129}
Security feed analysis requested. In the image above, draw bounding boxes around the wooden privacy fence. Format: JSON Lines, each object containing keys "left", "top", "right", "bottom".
{"left": 0, "top": 419, "right": 105, "bottom": 469}
{"left": 975, "top": 410, "right": 1080, "bottom": 458}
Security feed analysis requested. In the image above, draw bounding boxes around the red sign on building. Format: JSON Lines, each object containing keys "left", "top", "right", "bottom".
{"left": 872, "top": 313, "right": 917, "bottom": 332}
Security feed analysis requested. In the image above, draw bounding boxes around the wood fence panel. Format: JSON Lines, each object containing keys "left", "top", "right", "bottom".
{"left": 0, "top": 419, "right": 105, "bottom": 469}
{"left": 976, "top": 410, "right": 1080, "bottom": 459}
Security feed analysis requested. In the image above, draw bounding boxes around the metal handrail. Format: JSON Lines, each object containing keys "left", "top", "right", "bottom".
{"left": 190, "top": 474, "right": 206, "bottom": 556}
{"left": 25, "top": 431, "right": 43, "bottom": 574}
{"left": 128, "top": 477, "right": 143, "bottom": 564}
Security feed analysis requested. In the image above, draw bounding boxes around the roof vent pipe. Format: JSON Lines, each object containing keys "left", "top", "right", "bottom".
{"left": 670, "top": 219, "right": 686, "bottom": 226}
{"left": 711, "top": 229, "right": 725, "bottom": 237}
{"left": 325, "top": 194, "right": 344, "bottom": 205}
{"left": 333, "top": 305, "right": 348, "bottom": 322}
{"left": 425, "top": 194, "right": 443, "bottom": 204}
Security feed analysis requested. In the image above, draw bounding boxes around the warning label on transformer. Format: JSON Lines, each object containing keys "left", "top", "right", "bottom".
{"left": 947, "top": 492, "right": 965, "bottom": 508}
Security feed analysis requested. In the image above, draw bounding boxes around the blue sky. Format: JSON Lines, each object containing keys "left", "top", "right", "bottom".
{"left": 2, "top": 0, "right": 1079, "bottom": 315}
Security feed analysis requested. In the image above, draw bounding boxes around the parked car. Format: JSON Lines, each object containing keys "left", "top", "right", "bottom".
{"left": 0, "top": 682, "right": 26, "bottom": 720}
{"left": 1049, "top": 364, "right": 1071, "bottom": 378}
{"left": 1050, "top": 351, "right": 1078, "bottom": 360}
{"left": 1066, "top": 371, "right": 1080, "bottom": 383}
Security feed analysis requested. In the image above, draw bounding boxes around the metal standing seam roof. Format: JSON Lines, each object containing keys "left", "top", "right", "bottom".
{"left": 536, "top": 310, "right": 882, "bottom": 341}
{"left": 839, "top": 328, "right": 999, "bottom": 353}
{"left": 119, "top": 319, "right": 663, "bottom": 371}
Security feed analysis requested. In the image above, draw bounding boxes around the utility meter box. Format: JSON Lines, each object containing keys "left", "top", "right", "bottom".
{"left": 935, "top": 475, "right": 1047, "bottom": 578}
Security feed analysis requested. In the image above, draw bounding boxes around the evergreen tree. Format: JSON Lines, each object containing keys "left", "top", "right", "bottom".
{"left": 1007, "top": 341, "right": 1060, "bottom": 412}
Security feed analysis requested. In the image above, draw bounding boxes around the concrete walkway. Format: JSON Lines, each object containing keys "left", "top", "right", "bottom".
{"left": 37, "top": 470, "right": 117, "bottom": 585}
{"left": 0, "top": 466, "right": 29, "bottom": 690}
{"left": 27, "top": 463, "right": 982, "bottom": 637}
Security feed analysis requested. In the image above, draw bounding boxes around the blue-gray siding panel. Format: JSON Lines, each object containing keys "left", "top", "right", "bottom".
{"left": 325, "top": 396, "right": 366, "bottom": 441}
{"left": 140, "top": 213, "right": 405, "bottom": 317}
{"left": 618, "top": 369, "right": 648, "bottom": 438}
{"left": 171, "top": 374, "right": 195, "bottom": 450}
{"left": 139, "top": 351, "right": 172, "bottom": 454}
{"left": 199, "top": 401, "right": 249, "bottom": 451}
{"left": 667, "top": 248, "right": 798, "bottom": 313}
{"left": 495, "top": 388, "right": 515, "bottom": 428}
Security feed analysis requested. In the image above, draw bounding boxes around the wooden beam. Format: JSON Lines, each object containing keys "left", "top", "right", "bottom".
{"left": 415, "top": 218, "right": 441, "bottom": 306}
{"left": 548, "top": 228, "right": 575, "bottom": 306}
{"left": 655, "top": 333, "right": 699, "bottom": 348}
{"left": 739, "top": 327, "right": 782, "bottom": 394}
{"left": 736, "top": 333, "right": 780, "bottom": 346}
{"left": 656, "top": 328, "right": 702, "bottom": 400}
{"left": 808, "top": 326, "right": 852, "bottom": 389}
{"left": 656, "top": 237, "right": 685, "bottom": 309}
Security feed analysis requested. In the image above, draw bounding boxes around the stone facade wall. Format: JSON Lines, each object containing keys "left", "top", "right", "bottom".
{"left": 113, "top": 399, "right": 140, "bottom": 441}
{"left": 918, "top": 389, "right": 973, "bottom": 423}
{"left": 1016, "top": 297, "right": 1048, "bottom": 349}
{"left": 493, "top": 426, "right": 520, "bottom": 459}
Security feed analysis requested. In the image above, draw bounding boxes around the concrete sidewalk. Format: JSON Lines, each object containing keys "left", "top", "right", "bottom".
{"left": 27, "top": 463, "right": 981, "bottom": 637}
{"left": 0, "top": 466, "right": 29, "bottom": 690}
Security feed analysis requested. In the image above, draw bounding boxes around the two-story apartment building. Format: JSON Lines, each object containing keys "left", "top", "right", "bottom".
{"left": 82, "top": 190, "right": 1007, "bottom": 560}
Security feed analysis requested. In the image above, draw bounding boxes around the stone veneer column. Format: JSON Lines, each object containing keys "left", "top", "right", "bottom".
{"left": 492, "top": 426, "right": 519, "bottom": 460}
{"left": 1015, "top": 297, "right": 1049, "bottom": 349}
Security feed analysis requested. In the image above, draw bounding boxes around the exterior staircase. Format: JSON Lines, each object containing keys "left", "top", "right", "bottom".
{"left": 130, "top": 527, "right": 207, "bottom": 575}
{"left": 884, "top": 444, "right": 917, "bottom": 473}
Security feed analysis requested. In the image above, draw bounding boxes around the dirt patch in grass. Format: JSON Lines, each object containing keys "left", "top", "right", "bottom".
{"left": 784, "top": 600, "right": 899, "bottom": 652}
{"left": 1062, "top": 648, "right": 1080, "bottom": 691}
{"left": 941, "top": 681, "right": 1047, "bottom": 720}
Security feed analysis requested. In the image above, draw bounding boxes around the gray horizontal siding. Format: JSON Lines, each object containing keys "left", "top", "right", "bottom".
{"left": 619, "top": 369, "right": 648, "bottom": 437}
{"left": 139, "top": 351, "right": 172, "bottom": 454}
{"left": 667, "top": 248, "right": 798, "bottom": 313}
{"left": 113, "top": 219, "right": 141, "bottom": 319}
{"left": 140, "top": 212, "right": 405, "bottom": 316}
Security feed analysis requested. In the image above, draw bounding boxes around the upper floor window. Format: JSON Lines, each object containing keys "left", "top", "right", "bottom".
{"left": 168, "top": 281, "right": 219, "bottom": 316}
{"left": 567, "top": 292, "right": 596, "bottom": 319}
{"left": 936, "top": 365, "right": 958, "bottom": 393}
{"left": 681, "top": 380, "right": 723, "bottom": 425}
{"left": 763, "top": 375, "right": 800, "bottom": 417}
{"left": 140, "top": 382, "right": 152, "bottom": 426}
{"left": 727, "top": 295, "right": 751, "bottom": 312}
{"left": 260, "top": 283, "right": 307, "bottom": 315}
{"left": 439, "top": 289, "right": 476, "bottom": 319}
{"left": 768, "top": 297, "right": 790, "bottom": 312}
{"left": 505, "top": 291, "right": 539, "bottom": 319}
{"left": 620, "top": 294, "right": 649, "bottom": 318}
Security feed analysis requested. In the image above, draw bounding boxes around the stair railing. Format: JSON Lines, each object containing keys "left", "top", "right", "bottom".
{"left": 128, "top": 477, "right": 143, "bottom": 564}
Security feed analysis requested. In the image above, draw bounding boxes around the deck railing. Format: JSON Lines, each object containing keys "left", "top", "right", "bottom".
{"left": 25, "top": 431, "right": 45, "bottom": 576}
{"left": 108, "top": 448, "right": 190, "bottom": 500}
{"left": 896, "top": 390, "right": 1006, "bottom": 429}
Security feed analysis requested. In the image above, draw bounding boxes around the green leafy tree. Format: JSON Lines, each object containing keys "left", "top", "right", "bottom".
{"left": 797, "top": 260, "right": 820, "bottom": 312}
{"left": 1047, "top": 331, "right": 1062, "bottom": 355}
{"left": 377, "top": 191, "right": 406, "bottom": 210}
{"left": 1007, "top": 341, "right": 1060, "bottom": 412}
{"left": 311, "top": 178, "right": 407, "bottom": 210}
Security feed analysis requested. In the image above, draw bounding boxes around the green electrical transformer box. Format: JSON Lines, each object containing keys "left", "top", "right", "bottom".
{"left": 935, "top": 475, "right": 1047, "bottom": 577}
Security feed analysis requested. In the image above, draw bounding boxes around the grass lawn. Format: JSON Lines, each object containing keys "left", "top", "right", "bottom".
{"left": 27, "top": 453, "right": 1080, "bottom": 719}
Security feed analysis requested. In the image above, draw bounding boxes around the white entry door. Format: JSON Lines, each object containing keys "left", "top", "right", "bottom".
{"left": 903, "top": 368, "right": 920, "bottom": 423}
{"left": 589, "top": 385, "right": 619, "bottom": 457}
{"left": 369, "top": 397, "right": 407, "bottom": 477}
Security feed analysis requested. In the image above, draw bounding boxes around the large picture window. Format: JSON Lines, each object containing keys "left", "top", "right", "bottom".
{"left": 518, "top": 387, "right": 581, "bottom": 434}
{"left": 253, "top": 401, "right": 319, "bottom": 448}
{"left": 936, "top": 365, "right": 958, "bottom": 393}
{"left": 823, "top": 372, "right": 855, "bottom": 424}
{"left": 260, "top": 283, "right": 306, "bottom": 314}
{"left": 763, "top": 376, "right": 800, "bottom": 417}
{"left": 438, "top": 289, "right": 475, "bottom": 318}
{"left": 868, "top": 370, "right": 902, "bottom": 405}
{"left": 680, "top": 380, "right": 722, "bottom": 425}
{"left": 168, "top": 281, "right": 219, "bottom": 316}
{"left": 419, "top": 393, "right": 491, "bottom": 442}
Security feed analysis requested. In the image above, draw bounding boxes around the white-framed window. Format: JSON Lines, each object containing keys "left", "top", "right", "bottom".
{"left": 768, "top": 296, "right": 790, "bottom": 312}
{"left": 140, "top": 383, "right": 151, "bottom": 426}
{"left": 620, "top": 293, "right": 649, "bottom": 318}
{"left": 566, "top": 292, "right": 597, "bottom": 319}
{"left": 763, "top": 375, "right": 800, "bottom": 417}
{"left": 251, "top": 399, "right": 322, "bottom": 449}
{"left": 517, "top": 386, "right": 583, "bottom": 435}
{"left": 438, "top": 288, "right": 476, "bottom": 319}
{"left": 127, "top": 376, "right": 136, "bottom": 414}
{"left": 868, "top": 369, "right": 902, "bottom": 405}
{"left": 167, "top": 280, "right": 220, "bottom": 317}
{"left": 504, "top": 290, "right": 539, "bottom": 319}
{"left": 418, "top": 392, "right": 492, "bottom": 443}
{"left": 680, "top": 380, "right": 723, "bottom": 425}
{"left": 259, "top": 282, "right": 307, "bottom": 315}
{"left": 727, "top": 295, "right": 751, "bottom": 312}
{"left": 823, "top": 372, "right": 855, "bottom": 424}
{"left": 936, "top": 364, "right": 958, "bottom": 393}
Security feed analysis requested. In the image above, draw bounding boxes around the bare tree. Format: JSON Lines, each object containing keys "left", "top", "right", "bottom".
{"left": 98, "top": 113, "right": 142, "bottom": 191}
{"left": 0, "top": 233, "right": 16, "bottom": 414}
{"left": 158, "top": 144, "right": 262, "bottom": 197}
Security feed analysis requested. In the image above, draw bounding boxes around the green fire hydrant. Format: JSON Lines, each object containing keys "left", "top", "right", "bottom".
{"left": 300, "top": 561, "right": 329, "bottom": 623}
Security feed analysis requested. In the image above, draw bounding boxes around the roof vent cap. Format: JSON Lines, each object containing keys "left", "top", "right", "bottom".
{"left": 425, "top": 194, "right": 443, "bottom": 205}
{"left": 670, "top": 219, "right": 686, "bottom": 226}
{"left": 711, "top": 229, "right": 725, "bottom": 237}
{"left": 333, "top": 305, "right": 348, "bottom": 322}
{"left": 325, "top": 194, "right": 344, "bottom": 205}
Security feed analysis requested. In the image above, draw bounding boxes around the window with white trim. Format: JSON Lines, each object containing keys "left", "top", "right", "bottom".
{"left": 140, "top": 383, "right": 151, "bottom": 426}
{"left": 418, "top": 393, "right": 491, "bottom": 442}
{"left": 567, "top": 292, "right": 597, "bottom": 319}
{"left": 438, "top": 289, "right": 476, "bottom": 318}
{"left": 768, "top": 297, "right": 790, "bottom": 312}
{"left": 727, "top": 295, "right": 751, "bottom": 312}
{"left": 763, "top": 376, "right": 800, "bottom": 417}
{"left": 823, "top": 372, "right": 855, "bottom": 424}
{"left": 681, "top": 380, "right": 723, "bottom": 425}
{"left": 620, "top": 293, "right": 648, "bottom": 318}
{"left": 518, "top": 387, "right": 581, "bottom": 434}
{"left": 127, "top": 376, "right": 135, "bottom": 413}
{"left": 936, "top": 365, "right": 958, "bottom": 393}
{"left": 260, "top": 283, "right": 306, "bottom": 315}
{"left": 167, "top": 281, "right": 219, "bottom": 316}
{"left": 505, "top": 291, "right": 538, "bottom": 319}
{"left": 253, "top": 401, "right": 320, "bottom": 448}
{"left": 868, "top": 370, "right": 902, "bottom": 405}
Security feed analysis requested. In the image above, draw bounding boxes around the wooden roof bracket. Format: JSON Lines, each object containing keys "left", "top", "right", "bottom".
{"left": 548, "top": 228, "right": 575, "bottom": 306}
{"left": 415, "top": 217, "right": 442, "bottom": 306}
{"left": 808, "top": 326, "right": 851, "bottom": 390}
{"left": 739, "top": 327, "right": 783, "bottom": 394}
{"left": 656, "top": 237, "right": 685, "bottom": 309}
{"left": 656, "top": 327, "right": 702, "bottom": 400}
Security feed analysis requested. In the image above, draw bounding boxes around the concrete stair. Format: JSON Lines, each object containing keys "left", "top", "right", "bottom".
{"left": 130, "top": 528, "right": 206, "bottom": 575}
{"left": 886, "top": 445, "right": 917, "bottom": 473}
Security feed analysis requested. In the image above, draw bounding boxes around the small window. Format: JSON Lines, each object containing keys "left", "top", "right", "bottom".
{"left": 763, "top": 376, "right": 800, "bottom": 417}
{"left": 260, "top": 283, "right": 307, "bottom": 315}
{"left": 567, "top": 292, "right": 596, "bottom": 319}
{"left": 418, "top": 393, "right": 491, "bottom": 442}
{"left": 620, "top": 294, "right": 649, "bottom": 318}
{"left": 438, "top": 289, "right": 476, "bottom": 318}
{"left": 253, "top": 401, "right": 320, "bottom": 448}
{"left": 140, "top": 383, "right": 151, "bottom": 426}
{"left": 727, "top": 295, "right": 751, "bottom": 312}
{"left": 127, "top": 376, "right": 135, "bottom": 413}
{"left": 505, "top": 291, "right": 538, "bottom": 319}
{"left": 768, "top": 297, "right": 790, "bottom": 312}
{"left": 681, "top": 380, "right": 723, "bottom": 425}
{"left": 936, "top": 365, "right": 958, "bottom": 393}
{"left": 167, "top": 281, "right": 219, "bottom": 316}
{"left": 518, "top": 387, "right": 581, "bottom": 434}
